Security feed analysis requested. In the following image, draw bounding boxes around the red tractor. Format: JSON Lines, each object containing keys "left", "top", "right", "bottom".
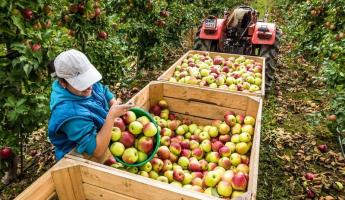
{"left": 194, "top": 6, "right": 280, "bottom": 89}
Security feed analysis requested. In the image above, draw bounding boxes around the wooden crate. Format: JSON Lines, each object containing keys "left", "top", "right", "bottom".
{"left": 158, "top": 50, "right": 266, "bottom": 97}
{"left": 16, "top": 81, "right": 262, "bottom": 200}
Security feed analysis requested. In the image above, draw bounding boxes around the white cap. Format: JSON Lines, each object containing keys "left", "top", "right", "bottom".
{"left": 54, "top": 49, "right": 102, "bottom": 91}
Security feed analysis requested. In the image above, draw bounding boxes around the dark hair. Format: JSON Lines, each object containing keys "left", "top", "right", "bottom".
{"left": 47, "top": 59, "right": 55, "bottom": 75}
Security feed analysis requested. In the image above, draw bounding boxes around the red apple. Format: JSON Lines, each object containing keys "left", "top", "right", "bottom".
{"left": 0, "top": 147, "right": 13, "bottom": 159}
{"left": 143, "top": 122, "right": 158, "bottom": 137}
{"left": 22, "top": 8, "right": 33, "bottom": 20}
{"left": 104, "top": 157, "right": 116, "bottom": 166}
{"left": 180, "top": 139, "right": 190, "bottom": 149}
{"left": 181, "top": 149, "right": 191, "bottom": 158}
{"left": 137, "top": 136, "right": 153, "bottom": 153}
{"left": 114, "top": 117, "right": 126, "bottom": 131}
{"left": 304, "top": 172, "right": 315, "bottom": 181}
{"left": 222, "top": 170, "right": 235, "bottom": 183}
{"left": 219, "top": 146, "right": 231, "bottom": 157}
{"left": 94, "top": 7, "right": 101, "bottom": 17}
{"left": 173, "top": 169, "right": 185, "bottom": 182}
{"left": 123, "top": 111, "right": 136, "bottom": 124}
{"left": 150, "top": 104, "right": 161, "bottom": 116}
{"left": 191, "top": 177, "right": 203, "bottom": 187}
{"left": 192, "top": 147, "right": 204, "bottom": 160}
{"left": 31, "top": 43, "right": 41, "bottom": 51}
{"left": 199, "top": 159, "right": 208, "bottom": 171}
{"left": 151, "top": 158, "right": 164, "bottom": 172}
{"left": 168, "top": 113, "right": 177, "bottom": 120}
{"left": 98, "top": 31, "right": 108, "bottom": 40}
{"left": 157, "top": 146, "right": 170, "bottom": 160}
{"left": 169, "top": 152, "right": 178, "bottom": 163}
{"left": 122, "top": 148, "right": 138, "bottom": 164}
{"left": 160, "top": 136, "right": 171, "bottom": 147}
{"left": 218, "top": 157, "right": 231, "bottom": 169}
{"left": 212, "top": 141, "right": 224, "bottom": 152}
{"left": 189, "top": 159, "right": 202, "bottom": 172}
{"left": 224, "top": 114, "right": 237, "bottom": 127}
{"left": 232, "top": 172, "right": 248, "bottom": 190}
{"left": 219, "top": 135, "right": 231, "bottom": 143}
{"left": 306, "top": 187, "right": 315, "bottom": 198}
{"left": 120, "top": 131, "right": 135, "bottom": 148}
{"left": 162, "top": 159, "right": 173, "bottom": 172}
{"left": 318, "top": 144, "right": 328, "bottom": 153}
{"left": 241, "top": 155, "right": 250, "bottom": 165}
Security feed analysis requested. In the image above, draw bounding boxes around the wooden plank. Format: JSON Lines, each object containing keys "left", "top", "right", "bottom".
{"left": 148, "top": 82, "right": 164, "bottom": 106}
{"left": 68, "top": 166, "right": 86, "bottom": 200}
{"left": 83, "top": 183, "right": 138, "bottom": 200}
{"left": 246, "top": 97, "right": 260, "bottom": 117}
{"left": 14, "top": 170, "right": 55, "bottom": 200}
{"left": 164, "top": 97, "right": 246, "bottom": 120}
{"left": 51, "top": 168, "right": 77, "bottom": 200}
{"left": 128, "top": 84, "right": 150, "bottom": 108}
{"left": 79, "top": 164, "right": 219, "bottom": 200}
{"left": 173, "top": 113, "right": 214, "bottom": 125}
{"left": 162, "top": 82, "right": 249, "bottom": 110}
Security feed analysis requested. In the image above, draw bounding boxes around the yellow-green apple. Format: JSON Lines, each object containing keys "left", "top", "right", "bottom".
{"left": 173, "top": 169, "right": 185, "bottom": 182}
{"left": 138, "top": 171, "right": 149, "bottom": 177}
{"left": 160, "top": 112, "right": 169, "bottom": 120}
{"left": 157, "top": 119, "right": 168, "bottom": 128}
{"left": 218, "top": 123, "right": 230, "bottom": 134}
{"left": 226, "top": 77, "right": 236, "bottom": 85}
{"left": 137, "top": 116, "right": 150, "bottom": 126}
{"left": 153, "top": 116, "right": 160, "bottom": 122}
{"left": 192, "top": 147, "right": 204, "bottom": 160}
{"left": 120, "top": 131, "right": 135, "bottom": 147}
{"left": 207, "top": 162, "right": 217, "bottom": 171}
{"left": 204, "top": 187, "right": 220, "bottom": 197}
{"left": 231, "top": 134, "right": 241, "bottom": 143}
{"left": 218, "top": 157, "right": 231, "bottom": 169}
{"left": 184, "top": 132, "right": 191, "bottom": 139}
{"left": 225, "top": 142, "right": 236, "bottom": 153}
{"left": 254, "top": 77, "right": 262, "bottom": 86}
{"left": 180, "top": 139, "right": 190, "bottom": 149}
{"left": 143, "top": 122, "right": 158, "bottom": 137}
{"left": 151, "top": 158, "right": 163, "bottom": 172}
{"left": 219, "top": 146, "right": 231, "bottom": 157}
{"left": 171, "top": 181, "right": 183, "bottom": 187}
{"left": 219, "top": 135, "right": 231, "bottom": 143}
{"left": 206, "top": 75, "right": 215, "bottom": 84}
{"left": 127, "top": 167, "right": 138, "bottom": 174}
{"left": 210, "top": 120, "right": 221, "bottom": 129}
{"left": 231, "top": 123, "right": 242, "bottom": 134}
{"left": 188, "top": 124, "right": 198, "bottom": 134}
{"left": 189, "top": 140, "right": 199, "bottom": 150}
{"left": 149, "top": 170, "right": 159, "bottom": 179}
{"left": 230, "top": 153, "right": 242, "bottom": 166}
{"left": 137, "top": 136, "right": 153, "bottom": 153}
{"left": 189, "top": 159, "right": 202, "bottom": 172}
{"left": 232, "top": 172, "right": 248, "bottom": 190}
{"left": 192, "top": 177, "right": 203, "bottom": 187}
{"left": 228, "top": 84, "right": 238, "bottom": 91}
{"left": 208, "top": 126, "right": 219, "bottom": 137}
{"left": 239, "top": 132, "right": 251, "bottom": 143}
{"left": 211, "top": 141, "right": 224, "bottom": 152}
{"left": 241, "top": 124, "right": 254, "bottom": 135}
{"left": 123, "top": 111, "right": 136, "bottom": 124}
{"left": 236, "top": 164, "right": 249, "bottom": 174}
{"left": 224, "top": 114, "right": 236, "bottom": 127}
{"left": 157, "top": 146, "right": 170, "bottom": 160}
{"left": 111, "top": 127, "right": 122, "bottom": 141}
{"left": 236, "top": 142, "right": 250, "bottom": 155}
{"left": 246, "top": 76, "right": 255, "bottom": 84}
{"left": 172, "top": 163, "right": 182, "bottom": 170}
{"left": 199, "top": 131, "right": 210, "bottom": 141}
{"left": 122, "top": 147, "right": 138, "bottom": 164}
{"left": 194, "top": 128, "right": 202, "bottom": 136}
{"left": 204, "top": 171, "right": 221, "bottom": 187}
{"left": 200, "top": 139, "right": 212, "bottom": 153}
{"left": 209, "top": 152, "right": 220, "bottom": 163}
{"left": 249, "top": 84, "right": 260, "bottom": 92}
{"left": 158, "top": 99, "right": 168, "bottom": 109}
{"left": 169, "top": 142, "right": 182, "bottom": 155}
{"left": 244, "top": 116, "right": 255, "bottom": 125}
{"left": 162, "top": 159, "right": 173, "bottom": 172}
{"left": 137, "top": 151, "right": 148, "bottom": 162}
{"left": 214, "top": 166, "right": 226, "bottom": 177}
{"left": 217, "top": 181, "right": 232, "bottom": 197}
{"left": 114, "top": 117, "right": 126, "bottom": 131}
{"left": 203, "top": 125, "right": 211, "bottom": 132}
{"left": 176, "top": 126, "right": 185, "bottom": 135}
{"left": 200, "top": 69, "right": 210, "bottom": 77}
{"left": 216, "top": 77, "right": 225, "bottom": 86}
{"left": 219, "top": 85, "right": 228, "bottom": 90}
{"left": 150, "top": 104, "right": 161, "bottom": 116}
{"left": 164, "top": 170, "right": 174, "bottom": 182}
{"left": 139, "top": 161, "right": 152, "bottom": 172}
{"left": 157, "top": 176, "right": 169, "bottom": 183}
{"left": 160, "top": 136, "right": 171, "bottom": 146}
{"left": 183, "top": 184, "right": 193, "bottom": 190}
{"left": 110, "top": 141, "right": 125, "bottom": 157}
{"left": 178, "top": 156, "right": 189, "bottom": 169}
{"left": 181, "top": 149, "right": 191, "bottom": 158}
{"left": 182, "top": 172, "right": 193, "bottom": 185}
{"left": 231, "top": 191, "right": 245, "bottom": 198}
{"left": 222, "top": 170, "right": 235, "bottom": 183}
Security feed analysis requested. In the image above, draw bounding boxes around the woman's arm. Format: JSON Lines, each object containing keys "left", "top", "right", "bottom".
{"left": 93, "top": 103, "right": 133, "bottom": 158}
{"left": 108, "top": 98, "right": 122, "bottom": 107}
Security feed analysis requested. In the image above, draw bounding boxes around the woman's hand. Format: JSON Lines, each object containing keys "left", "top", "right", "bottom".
{"left": 107, "top": 103, "right": 134, "bottom": 120}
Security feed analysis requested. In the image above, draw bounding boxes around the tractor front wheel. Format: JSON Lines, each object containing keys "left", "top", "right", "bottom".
{"left": 193, "top": 26, "right": 218, "bottom": 51}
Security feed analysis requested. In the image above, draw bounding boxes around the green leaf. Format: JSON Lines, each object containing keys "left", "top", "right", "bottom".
{"left": 11, "top": 15, "right": 25, "bottom": 34}
{"left": 23, "top": 64, "right": 32, "bottom": 76}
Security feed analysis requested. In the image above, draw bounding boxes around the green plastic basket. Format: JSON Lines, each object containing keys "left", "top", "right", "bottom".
{"left": 114, "top": 107, "right": 160, "bottom": 167}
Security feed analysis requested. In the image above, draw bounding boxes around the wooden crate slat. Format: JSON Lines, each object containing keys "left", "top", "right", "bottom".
{"left": 164, "top": 96, "right": 245, "bottom": 120}
{"left": 51, "top": 168, "right": 78, "bottom": 200}
{"left": 162, "top": 82, "right": 249, "bottom": 110}
{"left": 68, "top": 165, "right": 86, "bottom": 200}
{"left": 83, "top": 183, "right": 138, "bottom": 200}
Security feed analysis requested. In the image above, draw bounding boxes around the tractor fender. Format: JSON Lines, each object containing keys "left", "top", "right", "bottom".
{"left": 251, "top": 22, "right": 276, "bottom": 45}
{"left": 199, "top": 19, "right": 226, "bottom": 40}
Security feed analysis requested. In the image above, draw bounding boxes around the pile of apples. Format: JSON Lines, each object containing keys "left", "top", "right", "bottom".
{"left": 109, "top": 110, "right": 158, "bottom": 165}
{"left": 110, "top": 99, "right": 256, "bottom": 199}
{"left": 168, "top": 52, "right": 263, "bottom": 93}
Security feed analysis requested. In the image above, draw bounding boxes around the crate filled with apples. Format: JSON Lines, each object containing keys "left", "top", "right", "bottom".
{"left": 106, "top": 81, "right": 262, "bottom": 200}
{"left": 109, "top": 108, "right": 160, "bottom": 166}
{"left": 158, "top": 50, "right": 265, "bottom": 96}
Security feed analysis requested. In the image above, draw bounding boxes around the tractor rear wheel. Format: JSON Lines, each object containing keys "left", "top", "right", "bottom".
{"left": 193, "top": 26, "right": 218, "bottom": 51}
{"left": 260, "top": 30, "right": 281, "bottom": 93}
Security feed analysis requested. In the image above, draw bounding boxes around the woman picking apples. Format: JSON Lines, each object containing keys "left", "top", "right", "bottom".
{"left": 47, "top": 49, "right": 133, "bottom": 160}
